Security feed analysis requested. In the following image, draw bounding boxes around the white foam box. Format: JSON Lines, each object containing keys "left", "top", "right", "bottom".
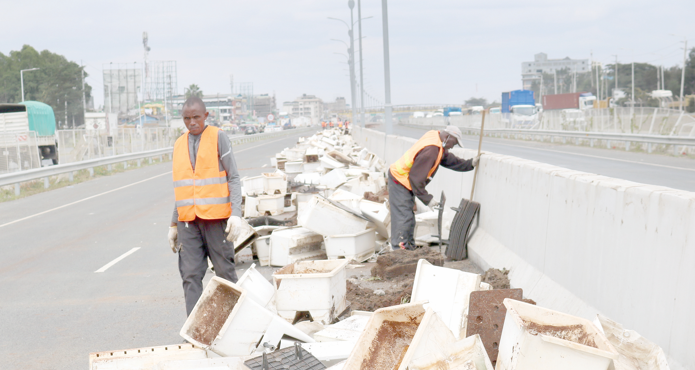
{"left": 299, "top": 195, "right": 370, "bottom": 236}
{"left": 90, "top": 344, "right": 207, "bottom": 370}
{"left": 180, "top": 277, "right": 313, "bottom": 357}
{"left": 324, "top": 228, "right": 376, "bottom": 263}
{"left": 262, "top": 172, "right": 287, "bottom": 195}
{"left": 284, "top": 161, "right": 304, "bottom": 173}
{"left": 411, "top": 259, "right": 482, "bottom": 339}
{"left": 269, "top": 227, "right": 325, "bottom": 267}
{"left": 242, "top": 176, "right": 265, "bottom": 196}
{"left": 496, "top": 298, "right": 618, "bottom": 370}
{"left": 256, "top": 194, "right": 285, "bottom": 216}
{"left": 272, "top": 259, "right": 349, "bottom": 325}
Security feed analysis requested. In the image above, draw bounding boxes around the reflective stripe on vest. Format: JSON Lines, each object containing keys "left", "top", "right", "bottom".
{"left": 389, "top": 130, "right": 443, "bottom": 191}
{"left": 172, "top": 126, "right": 231, "bottom": 221}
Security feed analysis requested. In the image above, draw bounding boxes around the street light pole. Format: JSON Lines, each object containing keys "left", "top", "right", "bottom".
{"left": 348, "top": 0, "right": 357, "bottom": 127}
{"left": 381, "top": 0, "right": 393, "bottom": 135}
{"left": 679, "top": 39, "right": 688, "bottom": 111}
{"left": 358, "top": 0, "right": 365, "bottom": 128}
{"left": 20, "top": 68, "right": 40, "bottom": 102}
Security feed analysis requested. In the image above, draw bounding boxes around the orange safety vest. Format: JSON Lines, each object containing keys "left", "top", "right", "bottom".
{"left": 389, "top": 130, "right": 443, "bottom": 191}
{"left": 173, "top": 126, "right": 231, "bottom": 221}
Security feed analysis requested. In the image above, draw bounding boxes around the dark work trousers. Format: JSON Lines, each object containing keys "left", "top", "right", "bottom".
{"left": 178, "top": 217, "right": 238, "bottom": 316}
{"left": 388, "top": 171, "right": 416, "bottom": 250}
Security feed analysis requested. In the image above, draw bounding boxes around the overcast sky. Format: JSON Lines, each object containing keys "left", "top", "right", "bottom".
{"left": 2, "top": 0, "right": 693, "bottom": 109}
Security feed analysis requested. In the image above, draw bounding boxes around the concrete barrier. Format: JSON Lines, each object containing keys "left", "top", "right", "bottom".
{"left": 352, "top": 126, "right": 694, "bottom": 370}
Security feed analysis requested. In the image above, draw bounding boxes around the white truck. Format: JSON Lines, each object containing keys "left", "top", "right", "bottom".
{"left": 0, "top": 101, "right": 58, "bottom": 171}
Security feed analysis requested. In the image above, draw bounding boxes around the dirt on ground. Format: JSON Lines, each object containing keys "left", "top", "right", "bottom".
{"left": 482, "top": 268, "right": 511, "bottom": 289}
{"left": 363, "top": 186, "right": 388, "bottom": 203}
{"left": 525, "top": 322, "right": 598, "bottom": 348}
{"left": 371, "top": 248, "right": 444, "bottom": 279}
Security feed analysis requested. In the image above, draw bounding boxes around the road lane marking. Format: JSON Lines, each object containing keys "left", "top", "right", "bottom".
{"left": 95, "top": 247, "right": 141, "bottom": 273}
{"left": 0, "top": 131, "right": 309, "bottom": 229}
{"left": 262, "top": 164, "right": 268, "bottom": 167}
{"left": 474, "top": 140, "right": 695, "bottom": 172}
{"left": 401, "top": 126, "right": 695, "bottom": 173}
{"left": 0, "top": 172, "right": 172, "bottom": 229}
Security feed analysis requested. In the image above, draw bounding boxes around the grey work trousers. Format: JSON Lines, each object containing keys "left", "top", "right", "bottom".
{"left": 178, "top": 218, "right": 238, "bottom": 316}
{"left": 388, "top": 172, "right": 417, "bottom": 250}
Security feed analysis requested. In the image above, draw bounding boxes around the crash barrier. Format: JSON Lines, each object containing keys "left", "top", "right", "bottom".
{"left": 400, "top": 121, "right": 695, "bottom": 155}
{"left": 405, "top": 107, "right": 695, "bottom": 134}
{"left": 0, "top": 131, "right": 42, "bottom": 174}
{"left": 352, "top": 125, "right": 694, "bottom": 370}
{"left": 1, "top": 127, "right": 314, "bottom": 197}
{"left": 57, "top": 128, "right": 177, "bottom": 164}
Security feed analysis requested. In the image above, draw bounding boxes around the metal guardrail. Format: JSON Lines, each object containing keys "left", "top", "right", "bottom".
{"left": 399, "top": 123, "right": 695, "bottom": 153}
{"left": 1, "top": 126, "right": 318, "bottom": 196}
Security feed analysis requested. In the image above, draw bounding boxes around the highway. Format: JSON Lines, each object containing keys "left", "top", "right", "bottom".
{"left": 0, "top": 129, "right": 312, "bottom": 370}
{"left": 383, "top": 124, "right": 695, "bottom": 192}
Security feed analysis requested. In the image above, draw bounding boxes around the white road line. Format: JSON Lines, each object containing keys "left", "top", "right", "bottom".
{"left": 262, "top": 164, "right": 268, "bottom": 167}
{"left": 95, "top": 247, "right": 141, "bottom": 273}
{"left": 1, "top": 131, "right": 306, "bottom": 229}
{"left": 0, "top": 171, "right": 172, "bottom": 229}
{"left": 477, "top": 140, "right": 695, "bottom": 172}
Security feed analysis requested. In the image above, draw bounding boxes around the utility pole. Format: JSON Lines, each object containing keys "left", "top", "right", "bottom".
{"left": 613, "top": 55, "right": 618, "bottom": 100}
{"left": 348, "top": 1, "right": 357, "bottom": 127}
{"left": 679, "top": 39, "right": 688, "bottom": 111}
{"left": 358, "top": 0, "right": 365, "bottom": 128}
{"left": 381, "top": 0, "right": 393, "bottom": 134}
{"left": 81, "top": 61, "right": 87, "bottom": 120}
{"left": 20, "top": 68, "right": 40, "bottom": 102}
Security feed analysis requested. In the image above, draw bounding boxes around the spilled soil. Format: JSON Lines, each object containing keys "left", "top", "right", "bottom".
{"left": 359, "top": 320, "right": 420, "bottom": 370}
{"left": 525, "top": 322, "right": 598, "bottom": 348}
{"left": 187, "top": 284, "right": 240, "bottom": 345}
{"left": 482, "top": 268, "right": 510, "bottom": 289}
{"left": 347, "top": 277, "right": 414, "bottom": 312}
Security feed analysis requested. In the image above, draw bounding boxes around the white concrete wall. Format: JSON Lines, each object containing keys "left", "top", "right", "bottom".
{"left": 352, "top": 126, "right": 694, "bottom": 370}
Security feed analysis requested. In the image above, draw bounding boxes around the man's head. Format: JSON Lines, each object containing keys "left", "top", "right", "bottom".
{"left": 182, "top": 97, "right": 208, "bottom": 135}
{"left": 441, "top": 125, "right": 464, "bottom": 149}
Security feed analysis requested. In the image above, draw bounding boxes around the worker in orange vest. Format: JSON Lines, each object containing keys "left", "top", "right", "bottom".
{"left": 329, "top": 121, "right": 334, "bottom": 128}
{"left": 168, "top": 96, "right": 242, "bottom": 316}
{"left": 321, "top": 121, "right": 326, "bottom": 130}
{"left": 388, "top": 126, "right": 479, "bottom": 250}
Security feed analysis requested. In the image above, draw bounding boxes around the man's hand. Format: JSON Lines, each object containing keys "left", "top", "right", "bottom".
{"left": 225, "top": 216, "right": 243, "bottom": 242}
{"left": 472, "top": 153, "right": 481, "bottom": 167}
{"left": 168, "top": 226, "right": 180, "bottom": 253}
{"left": 427, "top": 198, "right": 440, "bottom": 209}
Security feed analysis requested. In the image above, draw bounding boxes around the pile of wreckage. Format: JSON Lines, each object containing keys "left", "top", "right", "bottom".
{"left": 236, "top": 127, "right": 392, "bottom": 269}
{"left": 89, "top": 128, "right": 670, "bottom": 370}
{"left": 89, "top": 259, "right": 669, "bottom": 370}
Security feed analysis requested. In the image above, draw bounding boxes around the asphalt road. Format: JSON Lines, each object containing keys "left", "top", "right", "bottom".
{"left": 381, "top": 124, "right": 695, "bottom": 192}
{"left": 0, "top": 129, "right": 314, "bottom": 370}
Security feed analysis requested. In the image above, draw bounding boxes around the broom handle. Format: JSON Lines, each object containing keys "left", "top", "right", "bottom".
{"left": 470, "top": 111, "right": 486, "bottom": 200}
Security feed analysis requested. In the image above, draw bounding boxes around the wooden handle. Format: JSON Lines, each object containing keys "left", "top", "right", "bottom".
{"left": 470, "top": 111, "right": 486, "bottom": 200}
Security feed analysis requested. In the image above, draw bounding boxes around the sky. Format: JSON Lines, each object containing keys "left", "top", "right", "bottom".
{"left": 2, "top": 0, "right": 693, "bottom": 109}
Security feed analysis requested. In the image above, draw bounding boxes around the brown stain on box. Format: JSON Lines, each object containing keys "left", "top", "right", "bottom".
{"left": 359, "top": 320, "right": 420, "bottom": 370}
{"left": 188, "top": 284, "right": 240, "bottom": 346}
{"left": 525, "top": 321, "right": 598, "bottom": 349}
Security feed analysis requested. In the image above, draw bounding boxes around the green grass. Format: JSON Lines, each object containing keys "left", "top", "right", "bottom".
{"left": 0, "top": 157, "right": 170, "bottom": 203}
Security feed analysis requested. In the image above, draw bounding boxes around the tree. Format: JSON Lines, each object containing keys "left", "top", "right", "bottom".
{"left": 465, "top": 97, "right": 488, "bottom": 107}
{"left": 185, "top": 84, "right": 203, "bottom": 98}
{"left": 0, "top": 45, "right": 91, "bottom": 128}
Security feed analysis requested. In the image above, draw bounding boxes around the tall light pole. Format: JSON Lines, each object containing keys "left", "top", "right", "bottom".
{"left": 358, "top": 0, "right": 365, "bottom": 127}
{"left": 679, "top": 39, "right": 688, "bottom": 111}
{"left": 381, "top": 0, "right": 393, "bottom": 134}
{"left": 20, "top": 68, "right": 40, "bottom": 102}
{"left": 347, "top": 0, "right": 357, "bottom": 127}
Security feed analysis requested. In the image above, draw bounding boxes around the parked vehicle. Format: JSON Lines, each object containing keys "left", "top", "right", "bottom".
{"left": 413, "top": 111, "right": 426, "bottom": 118}
{"left": 501, "top": 90, "right": 535, "bottom": 113}
{"left": 542, "top": 92, "right": 595, "bottom": 111}
{"left": 244, "top": 125, "right": 258, "bottom": 135}
{"left": 0, "top": 101, "right": 58, "bottom": 166}
{"left": 442, "top": 107, "right": 462, "bottom": 117}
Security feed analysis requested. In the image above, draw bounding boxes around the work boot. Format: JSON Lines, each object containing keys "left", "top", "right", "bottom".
{"left": 399, "top": 242, "right": 416, "bottom": 251}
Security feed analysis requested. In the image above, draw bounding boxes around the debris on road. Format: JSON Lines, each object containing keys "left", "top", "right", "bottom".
{"left": 88, "top": 128, "right": 670, "bottom": 370}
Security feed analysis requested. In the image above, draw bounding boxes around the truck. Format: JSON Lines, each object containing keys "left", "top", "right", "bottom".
{"left": 541, "top": 92, "right": 596, "bottom": 111}
{"left": 501, "top": 90, "right": 538, "bottom": 128}
{"left": 501, "top": 90, "right": 535, "bottom": 113}
{"left": 0, "top": 101, "right": 59, "bottom": 169}
{"left": 442, "top": 107, "right": 462, "bottom": 117}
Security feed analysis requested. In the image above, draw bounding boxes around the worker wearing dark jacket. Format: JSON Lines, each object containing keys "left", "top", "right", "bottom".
{"left": 388, "top": 125, "right": 479, "bottom": 250}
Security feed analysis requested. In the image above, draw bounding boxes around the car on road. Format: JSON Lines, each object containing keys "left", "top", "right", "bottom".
{"left": 244, "top": 126, "right": 258, "bottom": 135}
